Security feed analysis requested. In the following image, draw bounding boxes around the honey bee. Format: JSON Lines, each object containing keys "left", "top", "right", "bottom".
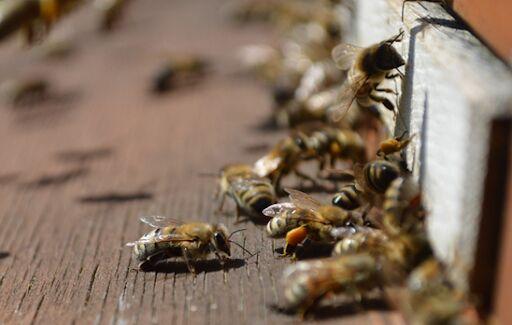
{"left": 264, "top": 188, "right": 362, "bottom": 256}
{"left": 94, "top": 0, "right": 128, "bottom": 31}
{"left": 216, "top": 164, "right": 277, "bottom": 222}
{"left": 0, "top": 77, "right": 49, "bottom": 106}
{"left": 400, "top": 258, "right": 478, "bottom": 325}
{"left": 151, "top": 56, "right": 209, "bottom": 93}
{"left": 0, "top": 0, "right": 82, "bottom": 44}
{"left": 126, "top": 216, "right": 248, "bottom": 272}
{"left": 254, "top": 123, "right": 366, "bottom": 192}
{"left": 331, "top": 159, "right": 402, "bottom": 212}
{"left": 281, "top": 253, "right": 380, "bottom": 318}
{"left": 330, "top": 29, "right": 405, "bottom": 121}
{"left": 377, "top": 132, "right": 414, "bottom": 158}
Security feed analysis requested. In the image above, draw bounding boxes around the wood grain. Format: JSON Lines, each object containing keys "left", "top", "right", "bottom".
{"left": 0, "top": 0, "right": 402, "bottom": 324}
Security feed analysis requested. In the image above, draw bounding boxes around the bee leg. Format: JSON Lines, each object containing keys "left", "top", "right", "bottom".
{"left": 216, "top": 192, "right": 226, "bottom": 214}
{"left": 369, "top": 92, "right": 395, "bottom": 112}
{"left": 181, "top": 248, "right": 197, "bottom": 274}
{"left": 294, "top": 170, "right": 318, "bottom": 186}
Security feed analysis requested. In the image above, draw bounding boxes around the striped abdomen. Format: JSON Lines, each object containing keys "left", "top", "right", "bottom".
{"left": 364, "top": 160, "right": 400, "bottom": 193}
{"left": 266, "top": 211, "right": 300, "bottom": 237}
{"left": 332, "top": 183, "right": 361, "bottom": 210}
{"left": 232, "top": 178, "right": 276, "bottom": 216}
{"left": 132, "top": 228, "right": 179, "bottom": 261}
{"left": 284, "top": 273, "right": 312, "bottom": 309}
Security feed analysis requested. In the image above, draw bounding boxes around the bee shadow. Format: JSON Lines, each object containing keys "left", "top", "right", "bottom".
{"left": 55, "top": 146, "right": 114, "bottom": 164}
{"left": 0, "top": 252, "right": 9, "bottom": 259}
{"left": 78, "top": 191, "right": 153, "bottom": 204}
{"left": 22, "top": 167, "right": 89, "bottom": 188}
{"left": 274, "top": 242, "right": 333, "bottom": 260}
{"left": 149, "top": 258, "right": 246, "bottom": 274}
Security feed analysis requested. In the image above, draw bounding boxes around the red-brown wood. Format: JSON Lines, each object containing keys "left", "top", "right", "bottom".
{"left": 453, "top": 0, "right": 512, "bottom": 63}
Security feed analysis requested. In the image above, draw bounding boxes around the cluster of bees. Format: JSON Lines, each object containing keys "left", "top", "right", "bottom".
{"left": 125, "top": 0, "right": 477, "bottom": 322}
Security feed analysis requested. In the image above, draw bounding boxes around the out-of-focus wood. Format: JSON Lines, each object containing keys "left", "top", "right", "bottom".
{"left": 0, "top": 0, "right": 402, "bottom": 323}
{"left": 453, "top": 0, "right": 512, "bottom": 64}
{"left": 494, "top": 122, "right": 512, "bottom": 324}
{"left": 469, "top": 118, "right": 511, "bottom": 317}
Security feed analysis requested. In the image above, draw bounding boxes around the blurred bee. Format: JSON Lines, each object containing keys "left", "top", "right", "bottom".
{"left": 0, "top": 77, "right": 49, "bottom": 106}
{"left": 216, "top": 164, "right": 277, "bottom": 222}
{"left": 399, "top": 258, "right": 478, "bottom": 325}
{"left": 0, "top": 0, "right": 83, "bottom": 44}
{"left": 254, "top": 123, "right": 366, "bottom": 192}
{"left": 264, "top": 188, "right": 362, "bottom": 256}
{"left": 330, "top": 29, "right": 405, "bottom": 121}
{"left": 377, "top": 132, "right": 414, "bottom": 158}
{"left": 94, "top": 0, "right": 128, "bottom": 31}
{"left": 151, "top": 56, "right": 209, "bottom": 94}
{"left": 126, "top": 216, "right": 250, "bottom": 272}
{"left": 281, "top": 253, "right": 380, "bottom": 318}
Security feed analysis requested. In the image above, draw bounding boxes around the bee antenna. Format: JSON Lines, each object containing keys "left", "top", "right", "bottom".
{"left": 228, "top": 228, "right": 246, "bottom": 240}
{"left": 228, "top": 240, "right": 258, "bottom": 259}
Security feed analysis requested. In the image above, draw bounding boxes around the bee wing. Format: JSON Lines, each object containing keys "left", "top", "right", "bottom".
{"left": 262, "top": 202, "right": 296, "bottom": 218}
{"left": 285, "top": 188, "right": 322, "bottom": 211}
{"left": 283, "top": 258, "right": 338, "bottom": 284}
{"left": 329, "top": 74, "right": 368, "bottom": 122}
{"left": 230, "top": 176, "right": 260, "bottom": 192}
{"left": 331, "top": 43, "right": 362, "bottom": 70}
{"left": 139, "top": 215, "right": 183, "bottom": 228}
{"left": 126, "top": 232, "right": 195, "bottom": 246}
{"left": 253, "top": 154, "right": 281, "bottom": 177}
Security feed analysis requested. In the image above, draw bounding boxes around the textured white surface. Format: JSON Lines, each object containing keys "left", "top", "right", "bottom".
{"left": 354, "top": 0, "right": 512, "bottom": 289}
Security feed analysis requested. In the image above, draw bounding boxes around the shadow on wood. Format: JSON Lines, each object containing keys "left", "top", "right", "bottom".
{"left": 78, "top": 191, "right": 153, "bottom": 204}
{"left": 146, "top": 258, "right": 245, "bottom": 274}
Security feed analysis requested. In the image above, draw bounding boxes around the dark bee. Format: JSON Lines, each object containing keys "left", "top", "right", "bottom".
{"left": 330, "top": 30, "right": 405, "bottom": 121}
{"left": 151, "top": 56, "right": 209, "bottom": 93}
{"left": 332, "top": 183, "right": 362, "bottom": 210}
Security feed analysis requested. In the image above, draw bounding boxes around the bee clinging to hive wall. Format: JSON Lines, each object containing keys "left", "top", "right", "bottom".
{"left": 330, "top": 29, "right": 406, "bottom": 121}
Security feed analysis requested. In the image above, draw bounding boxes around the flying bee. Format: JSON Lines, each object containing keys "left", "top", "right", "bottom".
{"left": 281, "top": 253, "right": 381, "bottom": 318}
{"left": 377, "top": 132, "right": 414, "bottom": 158}
{"left": 330, "top": 29, "right": 405, "bottom": 122}
{"left": 264, "top": 188, "right": 362, "bottom": 256}
{"left": 216, "top": 164, "right": 277, "bottom": 222}
{"left": 151, "top": 56, "right": 209, "bottom": 94}
{"left": 126, "top": 216, "right": 251, "bottom": 272}
{"left": 254, "top": 123, "right": 366, "bottom": 192}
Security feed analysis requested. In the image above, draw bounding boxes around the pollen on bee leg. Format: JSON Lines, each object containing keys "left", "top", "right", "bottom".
{"left": 285, "top": 226, "right": 308, "bottom": 247}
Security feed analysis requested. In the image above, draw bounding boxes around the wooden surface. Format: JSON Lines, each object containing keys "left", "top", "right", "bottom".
{"left": 0, "top": 0, "right": 403, "bottom": 324}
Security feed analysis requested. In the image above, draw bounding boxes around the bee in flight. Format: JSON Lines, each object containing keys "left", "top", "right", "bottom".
{"left": 264, "top": 188, "right": 362, "bottom": 256}
{"left": 126, "top": 216, "right": 251, "bottom": 273}
{"left": 330, "top": 29, "right": 405, "bottom": 121}
{"left": 216, "top": 164, "right": 277, "bottom": 223}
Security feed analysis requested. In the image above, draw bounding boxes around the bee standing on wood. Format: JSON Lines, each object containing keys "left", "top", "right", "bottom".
{"left": 151, "top": 56, "right": 209, "bottom": 93}
{"left": 264, "top": 188, "right": 362, "bottom": 256}
{"left": 216, "top": 164, "right": 277, "bottom": 222}
{"left": 330, "top": 30, "right": 405, "bottom": 121}
{"left": 253, "top": 123, "right": 366, "bottom": 192}
{"left": 127, "top": 216, "right": 251, "bottom": 273}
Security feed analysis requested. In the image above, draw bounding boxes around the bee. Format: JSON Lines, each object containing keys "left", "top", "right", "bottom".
{"left": 281, "top": 253, "right": 381, "bottom": 318}
{"left": 0, "top": 0, "right": 39, "bottom": 42}
{"left": 216, "top": 164, "right": 277, "bottom": 222}
{"left": 151, "top": 56, "right": 209, "bottom": 94}
{"left": 126, "top": 216, "right": 247, "bottom": 272}
{"left": 330, "top": 29, "right": 405, "bottom": 121}
{"left": 331, "top": 159, "right": 402, "bottom": 212}
{"left": 264, "top": 188, "right": 362, "bottom": 256}
{"left": 377, "top": 132, "right": 414, "bottom": 158}
{"left": 399, "top": 258, "right": 478, "bottom": 325}
{"left": 0, "top": 77, "right": 49, "bottom": 107}
{"left": 254, "top": 123, "right": 366, "bottom": 192}
{"left": 94, "top": 0, "right": 128, "bottom": 31}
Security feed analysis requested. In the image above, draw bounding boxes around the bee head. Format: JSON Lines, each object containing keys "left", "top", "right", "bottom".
{"left": 375, "top": 43, "right": 405, "bottom": 71}
{"left": 212, "top": 224, "right": 231, "bottom": 257}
